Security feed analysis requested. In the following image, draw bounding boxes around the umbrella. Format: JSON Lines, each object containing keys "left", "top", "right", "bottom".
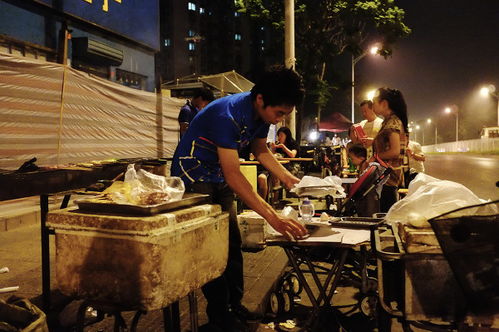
{"left": 318, "top": 112, "right": 353, "bottom": 133}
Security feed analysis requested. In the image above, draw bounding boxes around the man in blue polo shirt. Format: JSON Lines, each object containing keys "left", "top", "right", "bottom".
{"left": 178, "top": 88, "right": 215, "bottom": 138}
{"left": 171, "top": 66, "right": 307, "bottom": 332}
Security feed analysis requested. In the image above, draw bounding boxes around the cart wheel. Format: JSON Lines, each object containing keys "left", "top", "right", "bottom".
{"left": 285, "top": 274, "right": 303, "bottom": 295}
{"left": 360, "top": 295, "right": 378, "bottom": 318}
{"left": 269, "top": 291, "right": 284, "bottom": 315}
{"left": 282, "top": 291, "right": 294, "bottom": 313}
{"left": 366, "top": 276, "right": 378, "bottom": 293}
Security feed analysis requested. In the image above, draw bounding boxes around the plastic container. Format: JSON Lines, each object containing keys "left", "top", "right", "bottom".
{"left": 299, "top": 198, "right": 315, "bottom": 222}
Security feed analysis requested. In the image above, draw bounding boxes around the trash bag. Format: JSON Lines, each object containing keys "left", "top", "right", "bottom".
{"left": 0, "top": 296, "right": 48, "bottom": 332}
{"left": 385, "top": 173, "right": 487, "bottom": 227}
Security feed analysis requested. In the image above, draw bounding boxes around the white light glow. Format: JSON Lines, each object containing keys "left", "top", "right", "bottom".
{"left": 308, "top": 131, "right": 319, "bottom": 142}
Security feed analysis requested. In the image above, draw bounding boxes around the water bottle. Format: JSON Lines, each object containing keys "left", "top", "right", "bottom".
{"left": 299, "top": 198, "right": 315, "bottom": 223}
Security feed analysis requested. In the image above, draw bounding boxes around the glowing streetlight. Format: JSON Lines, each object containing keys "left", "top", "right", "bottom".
{"left": 479, "top": 84, "right": 498, "bottom": 126}
{"left": 366, "top": 89, "right": 377, "bottom": 101}
{"left": 351, "top": 44, "right": 380, "bottom": 122}
{"left": 308, "top": 130, "right": 319, "bottom": 142}
{"left": 444, "top": 105, "right": 459, "bottom": 142}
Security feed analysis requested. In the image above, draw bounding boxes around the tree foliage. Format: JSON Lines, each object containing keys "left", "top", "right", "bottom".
{"left": 236, "top": 0, "right": 411, "bottom": 119}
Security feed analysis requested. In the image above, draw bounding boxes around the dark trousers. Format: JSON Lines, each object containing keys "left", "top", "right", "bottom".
{"left": 380, "top": 185, "right": 399, "bottom": 213}
{"left": 187, "top": 182, "right": 244, "bottom": 323}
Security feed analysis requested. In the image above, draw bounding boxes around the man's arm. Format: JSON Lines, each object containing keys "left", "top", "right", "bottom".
{"left": 179, "top": 122, "right": 189, "bottom": 137}
{"left": 252, "top": 138, "right": 299, "bottom": 189}
{"left": 218, "top": 147, "right": 307, "bottom": 240}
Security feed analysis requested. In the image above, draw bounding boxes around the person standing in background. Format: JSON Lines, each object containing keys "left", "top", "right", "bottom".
{"left": 406, "top": 139, "right": 425, "bottom": 184}
{"left": 178, "top": 88, "right": 215, "bottom": 138}
{"left": 372, "top": 88, "right": 408, "bottom": 212}
{"left": 351, "top": 100, "right": 383, "bottom": 158}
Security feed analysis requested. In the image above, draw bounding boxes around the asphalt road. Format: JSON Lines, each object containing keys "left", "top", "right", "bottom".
{"left": 424, "top": 153, "right": 499, "bottom": 200}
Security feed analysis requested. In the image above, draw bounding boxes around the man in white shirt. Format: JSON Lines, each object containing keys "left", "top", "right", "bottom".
{"left": 407, "top": 140, "right": 425, "bottom": 182}
{"left": 350, "top": 100, "right": 383, "bottom": 158}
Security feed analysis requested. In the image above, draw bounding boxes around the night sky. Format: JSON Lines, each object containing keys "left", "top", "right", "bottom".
{"left": 356, "top": 0, "right": 499, "bottom": 136}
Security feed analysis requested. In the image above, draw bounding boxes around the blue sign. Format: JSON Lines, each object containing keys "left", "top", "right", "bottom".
{"left": 34, "top": 0, "right": 159, "bottom": 50}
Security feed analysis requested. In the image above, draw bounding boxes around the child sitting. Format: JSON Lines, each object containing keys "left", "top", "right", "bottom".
{"left": 347, "top": 144, "right": 380, "bottom": 217}
{"left": 348, "top": 144, "right": 369, "bottom": 173}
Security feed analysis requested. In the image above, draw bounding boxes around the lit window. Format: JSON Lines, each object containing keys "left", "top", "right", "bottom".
{"left": 260, "top": 26, "right": 265, "bottom": 31}
{"left": 260, "top": 39, "right": 264, "bottom": 44}
{"left": 188, "top": 30, "right": 195, "bottom": 37}
{"left": 188, "top": 2, "right": 196, "bottom": 11}
{"left": 199, "top": 7, "right": 205, "bottom": 14}
{"left": 234, "top": 12, "right": 240, "bottom": 17}
{"left": 164, "top": 39, "right": 171, "bottom": 47}
{"left": 234, "top": 34, "right": 242, "bottom": 41}
{"left": 188, "top": 42, "right": 196, "bottom": 51}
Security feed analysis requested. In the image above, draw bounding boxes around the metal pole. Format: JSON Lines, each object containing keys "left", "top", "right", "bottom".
{"left": 496, "top": 98, "right": 499, "bottom": 126}
{"left": 422, "top": 128, "right": 425, "bottom": 146}
{"left": 351, "top": 55, "right": 355, "bottom": 123}
{"left": 284, "top": 0, "right": 296, "bottom": 138}
{"left": 435, "top": 125, "right": 438, "bottom": 145}
{"left": 456, "top": 112, "right": 459, "bottom": 142}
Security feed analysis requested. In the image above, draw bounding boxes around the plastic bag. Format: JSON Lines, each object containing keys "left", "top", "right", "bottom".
{"left": 290, "top": 175, "right": 346, "bottom": 198}
{"left": 106, "top": 164, "right": 185, "bottom": 205}
{"left": 385, "top": 173, "right": 486, "bottom": 227}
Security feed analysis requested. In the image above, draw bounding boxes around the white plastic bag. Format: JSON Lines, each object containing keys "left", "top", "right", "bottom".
{"left": 290, "top": 175, "right": 346, "bottom": 198}
{"left": 108, "top": 164, "right": 185, "bottom": 205}
{"left": 386, "top": 173, "right": 486, "bottom": 227}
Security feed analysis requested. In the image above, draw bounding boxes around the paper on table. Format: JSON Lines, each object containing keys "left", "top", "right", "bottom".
{"left": 300, "top": 225, "right": 343, "bottom": 243}
{"left": 331, "top": 228, "right": 371, "bottom": 245}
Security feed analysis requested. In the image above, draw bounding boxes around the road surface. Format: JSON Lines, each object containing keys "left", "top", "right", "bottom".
{"left": 424, "top": 153, "right": 499, "bottom": 200}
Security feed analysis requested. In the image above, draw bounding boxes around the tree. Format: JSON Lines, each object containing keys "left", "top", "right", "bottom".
{"left": 236, "top": 0, "right": 411, "bottom": 137}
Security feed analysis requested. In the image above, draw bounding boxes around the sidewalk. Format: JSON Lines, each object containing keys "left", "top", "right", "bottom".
{"left": 0, "top": 207, "right": 288, "bottom": 331}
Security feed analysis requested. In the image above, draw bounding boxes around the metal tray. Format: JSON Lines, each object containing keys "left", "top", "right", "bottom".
{"left": 329, "top": 216, "right": 384, "bottom": 229}
{"left": 75, "top": 192, "right": 210, "bottom": 216}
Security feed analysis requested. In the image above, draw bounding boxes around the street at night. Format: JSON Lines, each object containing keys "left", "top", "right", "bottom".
{"left": 1, "top": 0, "right": 498, "bottom": 331}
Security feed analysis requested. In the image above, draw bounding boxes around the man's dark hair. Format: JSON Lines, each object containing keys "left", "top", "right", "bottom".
{"left": 348, "top": 144, "right": 367, "bottom": 159}
{"left": 194, "top": 88, "right": 215, "bottom": 102}
{"left": 360, "top": 100, "right": 373, "bottom": 108}
{"left": 250, "top": 65, "right": 305, "bottom": 107}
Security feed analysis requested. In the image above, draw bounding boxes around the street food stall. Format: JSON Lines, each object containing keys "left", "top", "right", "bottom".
{"left": 374, "top": 200, "right": 499, "bottom": 331}
{"left": 46, "top": 195, "right": 228, "bottom": 331}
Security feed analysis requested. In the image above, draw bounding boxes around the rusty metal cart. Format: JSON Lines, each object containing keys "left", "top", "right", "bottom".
{"left": 374, "top": 199, "right": 499, "bottom": 331}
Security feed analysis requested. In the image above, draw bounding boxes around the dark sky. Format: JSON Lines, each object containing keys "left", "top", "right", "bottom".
{"left": 356, "top": 0, "right": 499, "bottom": 129}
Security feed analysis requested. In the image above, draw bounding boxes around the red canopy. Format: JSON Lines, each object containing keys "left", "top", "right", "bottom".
{"left": 318, "top": 112, "right": 353, "bottom": 133}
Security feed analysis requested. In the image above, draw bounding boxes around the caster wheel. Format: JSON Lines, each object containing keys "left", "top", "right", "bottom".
{"left": 285, "top": 274, "right": 302, "bottom": 295}
{"left": 269, "top": 291, "right": 284, "bottom": 315}
{"left": 366, "top": 277, "right": 378, "bottom": 292}
{"left": 282, "top": 291, "right": 294, "bottom": 313}
{"left": 360, "top": 295, "right": 378, "bottom": 318}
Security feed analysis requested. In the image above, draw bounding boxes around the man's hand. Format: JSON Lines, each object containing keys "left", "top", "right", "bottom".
{"left": 268, "top": 215, "right": 308, "bottom": 241}
{"left": 361, "top": 137, "right": 374, "bottom": 147}
{"left": 281, "top": 173, "right": 300, "bottom": 190}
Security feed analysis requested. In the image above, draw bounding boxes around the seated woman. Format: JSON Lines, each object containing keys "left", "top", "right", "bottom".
{"left": 258, "top": 127, "right": 299, "bottom": 201}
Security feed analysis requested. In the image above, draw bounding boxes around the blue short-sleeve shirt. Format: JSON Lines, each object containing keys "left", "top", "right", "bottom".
{"left": 171, "top": 92, "right": 269, "bottom": 184}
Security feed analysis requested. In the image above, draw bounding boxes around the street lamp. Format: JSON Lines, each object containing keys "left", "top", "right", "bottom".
{"left": 352, "top": 45, "right": 379, "bottom": 122}
{"left": 414, "top": 124, "right": 420, "bottom": 142}
{"left": 427, "top": 118, "right": 437, "bottom": 145}
{"left": 444, "top": 105, "right": 459, "bottom": 142}
{"left": 479, "top": 84, "right": 499, "bottom": 126}
{"left": 366, "top": 89, "right": 377, "bottom": 101}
